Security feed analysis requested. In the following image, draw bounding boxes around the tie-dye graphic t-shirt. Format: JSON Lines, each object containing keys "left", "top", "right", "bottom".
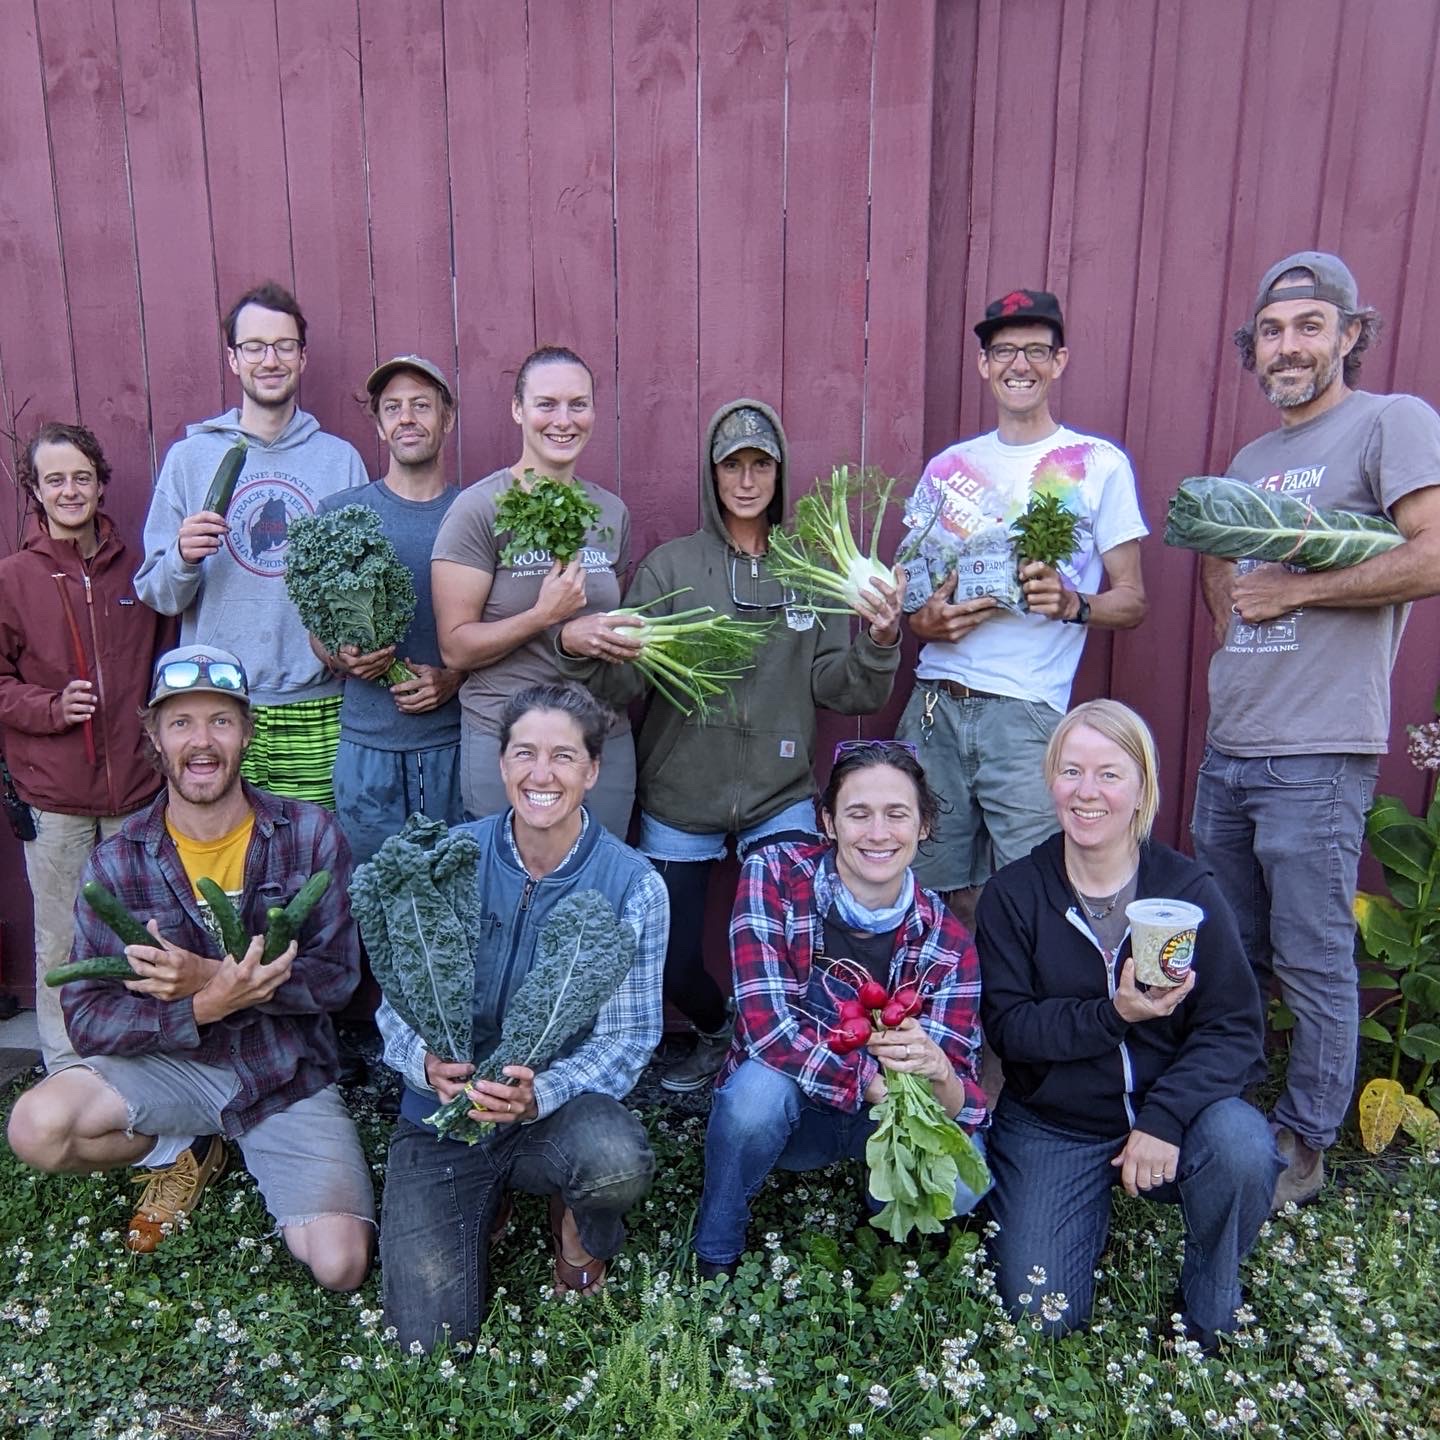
{"left": 902, "top": 425, "right": 1147, "bottom": 711}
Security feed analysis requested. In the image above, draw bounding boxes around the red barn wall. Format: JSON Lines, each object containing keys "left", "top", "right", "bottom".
{"left": 1, "top": 0, "right": 1437, "bottom": 1004}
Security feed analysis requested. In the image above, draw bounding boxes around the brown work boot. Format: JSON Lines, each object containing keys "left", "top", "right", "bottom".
{"left": 126, "top": 1136, "right": 228, "bottom": 1253}
{"left": 1270, "top": 1124, "right": 1324, "bottom": 1211}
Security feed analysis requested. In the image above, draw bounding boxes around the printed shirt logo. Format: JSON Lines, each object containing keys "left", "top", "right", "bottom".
{"left": 225, "top": 476, "right": 316, "bottom": 577}
{"left": 1224, "top": 467, "right": 1324, "bottom": 655}
{"left": 504, "top": 542, "right": 614, "bottom": 576}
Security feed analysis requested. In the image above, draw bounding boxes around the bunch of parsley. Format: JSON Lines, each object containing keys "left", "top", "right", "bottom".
{"left": 495, "top": 469, "right": 609, "bottom": 565}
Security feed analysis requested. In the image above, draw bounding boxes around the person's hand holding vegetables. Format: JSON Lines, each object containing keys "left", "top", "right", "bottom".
{"left": 868, "top": 1015, "right": 949, "bottom": 1082}
{"left": 424, "top": 1052, "right": 476, "bottom": 1104}
{"left": 177, "top": 508, "right": 229, "bottom": 564}
{"left": 1112, "top": 956, "right": 1195, "bottom": 1023}
{"left": 121, "top": 919, "right": 224, "bottom": 1001}
{"left": 1111, "top": 1127, "right": 1180, "bottom": 1197}
{"left": 1018, "top": 560, "right": 1078, "bottom": 619}
{"left": 558, "top": 610, "right": 646, "bottom": 663}
{"left": 1230, "top": 560, "right": 1306, "bottom": 625}
{"left": 190, "top": 935, "right": 296, "bottom": 1025}
{"left": 331, "top": 642, "right": 399, "bottom": 682}
{"left": 909, "top": 570, "right": 999, "bottom": 642}
{"left": 59, "top": 678, "right": 97, "bottom": 726}
{"left": 535, "top": 558, "right": 588, "bottom": 627}
{"left": 853, "top": 565, "right": 906, "bottom": 646}
{"left": 389, "top": 661, "right": 463, "bottom": 714}
{"left": 464, "top": 1065, "right": 538, "bottom": 1126}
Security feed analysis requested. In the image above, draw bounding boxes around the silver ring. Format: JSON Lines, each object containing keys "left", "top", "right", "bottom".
{"left": 1230, "top": 604, "right": 1241, "bottom": 616}
{"left": 905, "top": 1044, "right": 913, "bottom": 1058}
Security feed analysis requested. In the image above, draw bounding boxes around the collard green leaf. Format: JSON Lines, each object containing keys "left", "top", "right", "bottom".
{"left": 1164, "top": 475, "right": 1402, "bottom": 571}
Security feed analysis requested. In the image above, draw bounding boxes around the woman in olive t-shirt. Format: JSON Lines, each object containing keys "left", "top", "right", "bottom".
{"left": 431, "top": 347, "right": 635, "bottom": 833}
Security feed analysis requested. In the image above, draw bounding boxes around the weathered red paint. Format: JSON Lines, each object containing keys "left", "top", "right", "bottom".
{"left": 0, "top": 0, "right": 1437, "bottom": 1007}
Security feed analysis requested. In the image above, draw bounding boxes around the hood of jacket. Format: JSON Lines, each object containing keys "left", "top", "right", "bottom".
{"left": 700, "top": 398, "right": 790, "bottom": 544}
{"left": 19, "top": 506, "right": 128, "bottom": 564}
{"left": 188, "top": 405, "right": 321, "bottom": 451}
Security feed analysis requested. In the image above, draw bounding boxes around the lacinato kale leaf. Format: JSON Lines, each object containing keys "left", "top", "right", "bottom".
{"left": 285, "top": 505, "right": 418, "bottom": 685}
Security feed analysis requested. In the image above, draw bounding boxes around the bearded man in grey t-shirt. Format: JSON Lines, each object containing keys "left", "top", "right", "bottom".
{"left": 1191, "top": 251, "right": 1440, "bottom": 1211}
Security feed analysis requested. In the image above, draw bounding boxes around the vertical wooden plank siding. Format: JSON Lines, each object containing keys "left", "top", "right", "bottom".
{"left": 696, "top": 0, "right": 787, "bottom": 430}
{"left": 113, "top": 0, "right": 223, "bottom": 474}
{"left": 526, "top": 0, "right": 620, "bottom": 494}
{"left": 613, "top": 0, "right": 700, "bottom": 557}
{"left": 277, "top": 1, "right": 378, "bottom": 466}
{"left": 443, "top": 0, "right": 535, "bottom": 483}
{"left": 0, "top": 0, "right": 75, "bottom": 548}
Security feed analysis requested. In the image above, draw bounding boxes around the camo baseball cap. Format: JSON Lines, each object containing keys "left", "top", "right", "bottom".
{"left": 711, "top": 406, "right": 782, "bottom": 465}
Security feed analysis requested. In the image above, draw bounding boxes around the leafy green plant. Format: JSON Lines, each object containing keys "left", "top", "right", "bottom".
{"left": 1355, "top": 691, "right": 1440, "bottom": 1155}
{"left": 1010, "top": 490, "right": 1081, "bottom": 570}
{"left": 285, "top": 505, "right": 417, "bottom": 684}
{"left": 1164, "top": 474, "right": 1402, "bottom": 570}
{"left": 495, "top": 468, "right": 609, "bottom": 565}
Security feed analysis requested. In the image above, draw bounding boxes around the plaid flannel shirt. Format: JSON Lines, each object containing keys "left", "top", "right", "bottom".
{"left": 61, "top": 783, "right": 358, "bottom": 1137}
{"left": 722, "top": 841, "right": 987, "bottom": 1127}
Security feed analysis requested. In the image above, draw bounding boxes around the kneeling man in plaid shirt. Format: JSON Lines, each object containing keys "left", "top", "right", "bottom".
{"left": 7, "top": 645, "right": 374, "bottom": 1288}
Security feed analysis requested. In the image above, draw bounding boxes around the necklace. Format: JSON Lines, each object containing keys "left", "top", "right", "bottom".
{"left": 1066, "top": 861, "right": 1138, "bottom": 922}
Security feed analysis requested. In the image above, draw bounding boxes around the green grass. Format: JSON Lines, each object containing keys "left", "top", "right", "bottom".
{"left": 2, "top": 1073, "right": 1438, "bottom": 1440}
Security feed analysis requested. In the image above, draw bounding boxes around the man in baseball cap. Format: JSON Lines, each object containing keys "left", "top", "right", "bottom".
{"left": 8, "top": 630, "right": 374, "bottom": 1280}
{"left": 1192, "top": 249, "right": 1440, "bottom": 1209}
{"left": 896, "top": 286, "right": 1148, "bottom": 928}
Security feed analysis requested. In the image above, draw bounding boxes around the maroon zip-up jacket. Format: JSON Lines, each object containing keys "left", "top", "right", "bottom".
{"left": 0, "top": 510, "right": 173, "bottom": 816}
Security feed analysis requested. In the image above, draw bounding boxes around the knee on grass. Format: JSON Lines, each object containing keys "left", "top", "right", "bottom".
{"left": 284, "top": 1215, "right": 374, "bottom": 1292}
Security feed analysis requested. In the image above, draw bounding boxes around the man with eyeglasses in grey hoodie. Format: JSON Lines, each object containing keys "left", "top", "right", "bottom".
{"left": 135, "top": 282, "right": 367, "bottom": 810}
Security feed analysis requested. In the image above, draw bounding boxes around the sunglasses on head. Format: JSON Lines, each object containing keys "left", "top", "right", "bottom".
{"left": 832, "top": 738, "right": 919, "bottom": 764}
{"left": 154, "top": 659, "right": 247, "bottom": 694}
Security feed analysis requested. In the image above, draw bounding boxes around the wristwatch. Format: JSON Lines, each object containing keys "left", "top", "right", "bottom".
{"left": 1064, "top": 593, "right": 1090, "bottom": 625}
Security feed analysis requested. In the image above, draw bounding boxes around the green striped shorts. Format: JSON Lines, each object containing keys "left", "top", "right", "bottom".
{"left": 240, "top": 696, "right": 343, "bottom": 809}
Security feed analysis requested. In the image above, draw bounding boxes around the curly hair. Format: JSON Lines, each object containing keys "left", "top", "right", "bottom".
{"left": 18, "top": 421, "right": 112, "bottom": 497}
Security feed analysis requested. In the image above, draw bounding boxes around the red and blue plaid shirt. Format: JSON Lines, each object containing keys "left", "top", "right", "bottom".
{"left": 721, "top": 841, "right": 987, "bottom": 1128}
{"left": 62, "top": 783, "right": 358, "bottom": 1137}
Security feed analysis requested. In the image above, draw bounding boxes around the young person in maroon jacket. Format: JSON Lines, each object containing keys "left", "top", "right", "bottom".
{"left": 0, "top": 423, "right": 173, "bottom": 1069}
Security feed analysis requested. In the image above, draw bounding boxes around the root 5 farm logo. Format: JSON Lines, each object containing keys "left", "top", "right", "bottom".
{"left": 225, "top": 477, "right": 314, "bottom": 576}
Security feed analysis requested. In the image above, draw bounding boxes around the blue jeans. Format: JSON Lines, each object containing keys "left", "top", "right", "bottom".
{"left": 897, "top": 688, "right": 1061, "bottom": 891}
{"left": 380, "top": 1095, "right": 654, "bottom": 1351}
{"left": 1190, "top": 747, "right": 1377, "bottom": 1150}
{"left": 636, "top": 798, "right": 820, "bottom": 863}
{"left": 985, "top": 1096, "right": 1282, "bottom": 1340}
{"left": 333, "top": 739, "right": 463, "bottom": 867}
{"left": 693, "top": 1060, "right": 989, "bottom": 1264}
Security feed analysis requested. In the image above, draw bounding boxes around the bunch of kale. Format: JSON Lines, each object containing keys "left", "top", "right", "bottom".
{"left": 285, "top": 505, "right": 417, "bottom": 684}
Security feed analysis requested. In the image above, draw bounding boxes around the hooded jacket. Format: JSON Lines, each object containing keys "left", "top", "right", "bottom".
{"left": 134, "top": 407, "right": 367, "bottom": 706}
{"left": 558, "top": 399, "right": 900, "bottom": 834}
{"left": 0, "top": 511, "right": 172, "bottom": 816}
{"left": 975, "top": 832, "right": 1266, "bottom": 1147}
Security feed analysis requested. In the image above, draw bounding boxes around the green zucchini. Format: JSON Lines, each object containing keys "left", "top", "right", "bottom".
{"left": 202, "top": 438, "right": 248, "bottom": 517}
{"left": 197, "top": 877, "right": 247, "bottom": 960}
{"left": 261, "top": 870, "right": 331, "bottom": 964}
{"left": 45, "top": 955, "right": 136, "bottom": 987}
{"left": 81, "top": 882, "right": 153, "bottom": 948}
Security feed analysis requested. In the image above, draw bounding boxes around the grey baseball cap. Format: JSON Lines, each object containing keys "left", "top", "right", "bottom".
{"left": 1253, "top": 251, "right": 1359, "bottom": 316}
{"left": 711, "top": 406, "right": 782, "bottom": 465}
{"left": 365, "top": 354, "right": 454, "bottom": 405}
{"left": 148, "top": 645, "right": 250, "bottom": 707}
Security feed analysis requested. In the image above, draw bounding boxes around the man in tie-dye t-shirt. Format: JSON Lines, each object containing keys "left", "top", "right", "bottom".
{"left": 897, "top": 289, "right": 1149, "bottom": 927}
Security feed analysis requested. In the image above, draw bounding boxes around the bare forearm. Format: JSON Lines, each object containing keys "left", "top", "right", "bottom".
{"left": 1289, "top": 532, "right": 1440, "bottom": 609}
{"left": 1081, "top": 581, "right": 1146, "bottom": 630}
{"left": 439, "top": 608, "right": 553, "bottom": 670}
{"left": 1200, "top": 556, "right": 1234, "bottom": 639}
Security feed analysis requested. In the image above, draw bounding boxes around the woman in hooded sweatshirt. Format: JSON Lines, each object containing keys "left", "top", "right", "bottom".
{"left": 557, "top": 399, "right": 903, "bottom": 1091}
{"left": 0, "top": 423, "right": 173, "bottom": 1069}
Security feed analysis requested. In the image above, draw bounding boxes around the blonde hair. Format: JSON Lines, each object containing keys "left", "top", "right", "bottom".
{"left": 1044, "top": 699, "right": 1160, "bottom": 844}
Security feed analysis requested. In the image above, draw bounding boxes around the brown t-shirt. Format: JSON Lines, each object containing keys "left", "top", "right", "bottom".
{"left": 431, "top": 468, "right": 631, "bottom": 735}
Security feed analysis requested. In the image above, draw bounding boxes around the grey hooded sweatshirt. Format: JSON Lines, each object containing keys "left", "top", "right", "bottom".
{"left": 135, "top": 407, "right": 367, "bottom": 706}
{"left": 559, "top": 398, "right": 900, "bottom": 834}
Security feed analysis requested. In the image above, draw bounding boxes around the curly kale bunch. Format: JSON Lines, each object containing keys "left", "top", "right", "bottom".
{"left": 285, "top": 505, "right": 417, "bottom": 685}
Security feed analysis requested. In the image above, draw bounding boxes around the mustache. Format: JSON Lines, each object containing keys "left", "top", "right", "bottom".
{"left": 1265, "top": 352, "right": 1315, "bottom": 375}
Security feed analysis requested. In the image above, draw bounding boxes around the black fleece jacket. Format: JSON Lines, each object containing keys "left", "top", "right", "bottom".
{"left": 975, "top": 833, "right": 1265, "bottom": 1146}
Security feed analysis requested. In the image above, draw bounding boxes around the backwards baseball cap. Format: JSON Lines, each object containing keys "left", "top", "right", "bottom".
{"left": 1253, "top": 251, "right": 1359, "bottom": 316}
{"left": 974, "top": 289, "right": 1066, "bottom": 348}
{"left": 147, "top": 645, "right": 250, "bottom": 708}
{"left": 365, "top": 354, "right": 454, "bottom": 405}
{"left": 711, "top": 405, "right": 782, "bottom": 466}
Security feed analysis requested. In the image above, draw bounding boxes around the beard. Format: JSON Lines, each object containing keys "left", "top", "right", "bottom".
{"left": 1260, "top": 337, "right": 1344, "bottom": 410}
{"left": 162, "top": 745, "right": 244, "bottom": 806}
{"left": 239, "top": 369, "right": 300, "bottom": 411}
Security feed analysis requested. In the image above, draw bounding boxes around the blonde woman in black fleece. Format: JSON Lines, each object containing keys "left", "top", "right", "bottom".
{"left": 975, "top": 699, "right": 1284, "bottom": 1353}
{"left": 557, "top": 399, "right": 903, "bottom": 1092}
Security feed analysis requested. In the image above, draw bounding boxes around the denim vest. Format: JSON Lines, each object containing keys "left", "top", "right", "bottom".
{"left": 399, "top": 809, "right": 653, "bottom": 1129}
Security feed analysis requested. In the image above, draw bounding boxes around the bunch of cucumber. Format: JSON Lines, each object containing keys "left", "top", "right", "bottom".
{"left": 45, "top": 872, "right": 331, "bottom": 987}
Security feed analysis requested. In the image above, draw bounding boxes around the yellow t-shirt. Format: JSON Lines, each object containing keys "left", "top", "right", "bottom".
{"left": 167, "top": 813, "right": 255, "bottom": 955}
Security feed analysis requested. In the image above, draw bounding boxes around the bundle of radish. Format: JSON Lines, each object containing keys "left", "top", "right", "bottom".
{"left": 824, "top": 966, "right": 990, "bottom": 1241}
{"left": 765, "top": 465, "right": 899, "bottom": 616}
{"left": 604, "top": 589, "right": 772, "bottom": 718}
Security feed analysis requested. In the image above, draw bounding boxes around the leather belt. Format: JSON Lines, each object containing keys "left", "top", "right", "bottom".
{"left": 928, "top": 679, "right": 1008, "bottom": 702}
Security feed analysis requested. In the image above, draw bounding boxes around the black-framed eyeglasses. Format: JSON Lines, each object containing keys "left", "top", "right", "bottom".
{"left": 153, "top": 659, "right": 247, "bottom": 694}
{"left": 986, "top": 342, "right": 1056, "bottom": 365}
{"left": 832, "top": 738, "right": 919, "bottom": 764}
{"left": 233, "top": 338, "right": 303, "bottom": 362}
{"left": 729, "top": 553, "right": 793, "bottom": 612}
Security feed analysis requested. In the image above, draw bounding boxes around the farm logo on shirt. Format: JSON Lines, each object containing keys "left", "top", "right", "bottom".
{"left": 225, "top": 476, "right": 316, "bottom": 577}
